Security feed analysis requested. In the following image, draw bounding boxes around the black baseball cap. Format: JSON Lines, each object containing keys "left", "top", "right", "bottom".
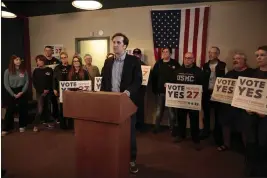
{"left": 133, "top": 48, "right": 141, "bottom": 55}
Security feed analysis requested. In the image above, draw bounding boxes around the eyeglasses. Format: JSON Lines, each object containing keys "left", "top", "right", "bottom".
{"left": 184, "top": 57, "right": 194, "bottom": 60}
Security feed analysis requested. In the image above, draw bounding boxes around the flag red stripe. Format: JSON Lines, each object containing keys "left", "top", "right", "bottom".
{"left": 158, "top": 48, "right": 162, "bottom": 60}
{"left": 175, "top": 48, "right": 179, "bottom": 62}
{"left": 193, "top": 8, "right": 200, "bottom": 58}
{"left": 183, "top": 9, "right": 190, "bottom": 56}
{"left": 154, "top": 48, "right": 158, "bottom": 61}
{"left": 201, "top": 7, "right": 210, "bottom": 67}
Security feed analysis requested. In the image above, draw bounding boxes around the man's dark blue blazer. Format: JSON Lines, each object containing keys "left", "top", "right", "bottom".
{"left": 101, "top": 53, "right": 142, "bottom": 105}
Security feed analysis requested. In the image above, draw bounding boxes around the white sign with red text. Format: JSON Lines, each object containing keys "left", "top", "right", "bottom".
{"left": 165, "top": 83, "right": 202, "bottom": 111}
{"left": 59, "top": 81, "right": 92, "bottom": 103}
{"left": 141, "top": 65, "right": 151, "bottom": 86}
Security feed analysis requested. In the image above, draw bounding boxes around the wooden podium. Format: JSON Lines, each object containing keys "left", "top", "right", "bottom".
{"left": 63, "top": 91, "right": 137, "bottom": 178}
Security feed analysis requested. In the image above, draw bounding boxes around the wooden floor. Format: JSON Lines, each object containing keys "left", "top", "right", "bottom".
{"left": 1, "top": 126, "right": 245, "bottom": 178}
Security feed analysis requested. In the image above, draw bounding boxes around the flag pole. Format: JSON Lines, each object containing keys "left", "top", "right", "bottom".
{"left": 150, "top": 5, "right": 210, "bottom": 11}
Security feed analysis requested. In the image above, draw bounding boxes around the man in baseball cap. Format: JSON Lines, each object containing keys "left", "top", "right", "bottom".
{"left": 133, "top": 48, "right": 142, "bottom": 60}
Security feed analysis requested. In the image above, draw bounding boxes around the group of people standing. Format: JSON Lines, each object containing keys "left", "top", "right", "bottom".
{"left": 2, "top": 46, "right": 102, "bottom": 134}
{"left": 151, "top": 45, "right": 267, "bottom": 177}
{"left": 2, "top": 32, "right": 267, "bottom": 176}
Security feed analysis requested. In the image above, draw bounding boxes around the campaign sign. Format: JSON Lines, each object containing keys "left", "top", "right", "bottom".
{"left": 165, "top": 83, "right": 202, "bottom": 111}
{"left": 141, "top": 65, "right": 151, "bottom": 86}
{"left": 231, "top": 77, "right": 267, "bottom": 115}
{"left": 94, "top": 77, "right": 102, "bottom": 91}
{"left": 59, "top": 81, "right": 92, "bottom": 103}
{"left": 211, "top": 77, "right": 236, "bottom": 104}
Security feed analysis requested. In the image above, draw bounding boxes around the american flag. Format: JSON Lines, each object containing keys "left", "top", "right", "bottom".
{"left": 151, "top": 6, "right": 210, "bottom": 67}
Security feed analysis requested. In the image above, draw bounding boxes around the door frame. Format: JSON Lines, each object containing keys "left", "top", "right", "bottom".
{"left": 75, "top": 37, "right": 110, "bottom": 55}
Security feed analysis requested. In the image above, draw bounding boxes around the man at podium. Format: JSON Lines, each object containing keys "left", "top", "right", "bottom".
{"left": 101, "top": 33, "right": 142, "bottom": 174}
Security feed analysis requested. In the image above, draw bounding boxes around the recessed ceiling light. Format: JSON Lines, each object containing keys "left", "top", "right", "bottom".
{"left": 72, "top": 1, "right": 102, "bottom": 10}
{"left": 1, "top": 2, "right": 17, "bottom": 18}
{"left": 2, "top": 11, "right": 17, "bottom": 18}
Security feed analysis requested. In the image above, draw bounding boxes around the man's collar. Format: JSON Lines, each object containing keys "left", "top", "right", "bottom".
{"left": 208, "top": 58, "right": 219, "bottom": 64}
{"left": 46, "top": 56, "right": 53, "bottom": 60}
{"left": 115, "top": 51, "right": 127, "bottom": 61}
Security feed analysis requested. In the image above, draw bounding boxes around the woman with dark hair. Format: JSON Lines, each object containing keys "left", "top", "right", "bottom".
{"left": 65, "top": 55, "right": 89, "bottom": 129}
{"left": 68, "top": 55, "right": 89, "bottom": 81}
{"left": 2, "top": 55, "right": 29, "bottom": 136}
{"left": 32, "top": 55, "right": 54, "bottom": 132}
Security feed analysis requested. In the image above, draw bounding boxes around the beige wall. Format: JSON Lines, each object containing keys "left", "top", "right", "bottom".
{"left": 29, "top": 0, "right": 267, "bottom": 68}
{"left": 29, "top": 0, "right": 267, "bottom": 124}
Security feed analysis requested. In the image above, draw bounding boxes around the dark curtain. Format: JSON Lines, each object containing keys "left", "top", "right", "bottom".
{"left": 1, "top": 17, "right": 32, "bottom": 107}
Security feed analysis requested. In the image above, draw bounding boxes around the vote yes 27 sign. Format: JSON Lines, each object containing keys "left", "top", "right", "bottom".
{"left": 165, "top": 83, "right": 202, "bottom": 111}
{"left": 141, "top": 65, "right": 151, "bottom": 86}
{"left": 231, "top": 77, "right": 267, "bottom": 115}
{"left": 59, "top": 81, "right": 92, "bottom": 103}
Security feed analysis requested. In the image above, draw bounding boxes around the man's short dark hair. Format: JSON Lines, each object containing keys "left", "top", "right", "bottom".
{"left": 211, "top": 46, "right": 220, "bottom": 54}
{"left": 35, "top": 54, "right": 47, "bottom": 62}
{"left": 44, "top": 45, "right": 53, "bottom": 50}
{"left": 162, "top": 47, "right": 172, "bottom": 54}
{"left": 112, "top": 33, "right": 129, "bottom": 47}
{"left": 257, "top": 45, "right": 267, "bottom": 52}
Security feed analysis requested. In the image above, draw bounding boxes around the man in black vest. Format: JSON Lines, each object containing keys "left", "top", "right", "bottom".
{"left": 101, "top": 33, "right": 142, "bottom": 174}
{"left": 133, "top": 48, "right": 147, "bottom": 132}
{"left": 201, "top": 46, "right": 227, "bottom": 150}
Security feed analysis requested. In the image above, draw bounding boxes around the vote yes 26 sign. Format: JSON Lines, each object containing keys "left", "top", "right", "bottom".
{"left": 165, "top": 83, "right": 202, "bottom": 111}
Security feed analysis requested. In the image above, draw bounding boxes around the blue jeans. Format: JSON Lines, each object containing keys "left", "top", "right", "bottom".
{"left": 131, "top": 114, "right": 137, "bottom": 161}
{"left": 155, "top": 94, "right": 175, "bottom": 129}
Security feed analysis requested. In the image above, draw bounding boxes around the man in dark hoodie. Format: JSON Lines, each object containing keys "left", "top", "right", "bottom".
{"left": 172, "top": 52, "right": 203, "bottom": 150}
{"left": 53, "top": 52, "right": 71, "bottom": 129}
{"left": 151, "top": 47, "right": 180, "bottom": 134}
{"left": 44, "top": 45, "right": 60, "bottom": 122}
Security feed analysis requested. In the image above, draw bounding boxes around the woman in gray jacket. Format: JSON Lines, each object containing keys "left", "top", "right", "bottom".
{"left": 2, "top": 55, "right": 29, "bottom": 136}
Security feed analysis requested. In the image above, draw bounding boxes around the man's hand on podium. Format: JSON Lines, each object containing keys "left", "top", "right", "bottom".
{"left": 123, "top": 90, "right": 130, "bottom": 97}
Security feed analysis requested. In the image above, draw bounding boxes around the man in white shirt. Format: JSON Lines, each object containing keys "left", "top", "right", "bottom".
{"left": 201, "top": 46, "right": 228, "bottom": 151}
